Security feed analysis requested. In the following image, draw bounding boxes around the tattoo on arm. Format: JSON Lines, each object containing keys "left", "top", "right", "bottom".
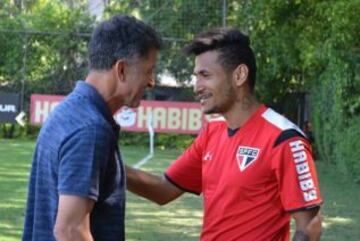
{"left": 292, "top": 231, "right": 310, "bottom": 241}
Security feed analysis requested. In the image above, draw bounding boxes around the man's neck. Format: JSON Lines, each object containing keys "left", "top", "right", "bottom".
{"left": 85, "top": 71, "right": 123, "bottom": 114}
{"left": 223, "top": 94, "right": 261, "bottom": 129}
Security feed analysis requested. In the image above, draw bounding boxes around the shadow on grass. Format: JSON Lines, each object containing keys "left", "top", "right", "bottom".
{"left": 1, "top": 140, "right": 359, "bottom": 241}
{"left": 123, "top": 147, "right": 202, "bottom": 241}
{"left": 126, "top": 192, "right": 202, "bottom": 241}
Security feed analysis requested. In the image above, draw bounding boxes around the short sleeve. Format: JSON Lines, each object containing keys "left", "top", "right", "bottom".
{"left": 58, "top": 125, "right": 115, "bottom": 201}
{"left": 165, "top": 126, "right": 207, "bottom": 195}
{"left": 272, "top": 136, "right": 323, "bottom": 211}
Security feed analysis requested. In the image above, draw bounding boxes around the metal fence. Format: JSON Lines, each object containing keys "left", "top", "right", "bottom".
{"left": 0, "top": 0, "right": 229, "bottom": 111}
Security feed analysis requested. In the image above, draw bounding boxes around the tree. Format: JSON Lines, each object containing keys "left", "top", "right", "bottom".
{"left": 104, "top": 0, "right": 224, "bottom": 83}
{"left": 0, "top": 0, "right": 95, "bottom": 99}
{"left": 231, "top": 0, "right": 360, "bottom": 180}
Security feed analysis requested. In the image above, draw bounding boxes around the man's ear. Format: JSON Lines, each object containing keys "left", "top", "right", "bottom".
{"left": 113, "top": 59, "right": 126, "bottom": 83}
{"left": 232, "top": 64, "right": 249, "bottom": 87}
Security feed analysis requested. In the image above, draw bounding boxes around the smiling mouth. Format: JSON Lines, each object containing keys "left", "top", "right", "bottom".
{"left": 196, "top": 92, "right": 213, "bottom": 103}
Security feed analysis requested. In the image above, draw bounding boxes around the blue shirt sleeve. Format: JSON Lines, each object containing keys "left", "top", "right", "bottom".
{"left": 57, "top": 125, "right": 115, "bottom": 201}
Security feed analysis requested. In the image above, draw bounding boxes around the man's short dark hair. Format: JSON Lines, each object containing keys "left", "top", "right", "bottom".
{"left": 89, "top": 14, "right": 162, "bottom": 70}
{"left": 183, "top": 28, "right": 256, "bottom": 91}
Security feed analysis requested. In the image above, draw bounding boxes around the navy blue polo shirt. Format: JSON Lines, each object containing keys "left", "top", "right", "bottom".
{"left": 22, "top": 81, "right": 125, "bottom": 241}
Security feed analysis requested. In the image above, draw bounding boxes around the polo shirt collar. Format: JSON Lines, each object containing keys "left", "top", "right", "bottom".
{"left": 73, "top": 81, "right": 120, "bottom": 132}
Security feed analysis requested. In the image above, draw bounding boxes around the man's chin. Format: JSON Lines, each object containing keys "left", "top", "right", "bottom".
{"left": 202, "top": 107, "right": 219, "bottom": 115}
{"left": 126, "top": 99, "right": 141, "bottom": 108}
{"left": 130, "top": 102, "right": 141, "bottom": 108}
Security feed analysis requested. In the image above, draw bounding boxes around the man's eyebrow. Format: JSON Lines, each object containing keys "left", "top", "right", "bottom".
{"left": 193, "top": 69, "right": 209, "bottom": 76}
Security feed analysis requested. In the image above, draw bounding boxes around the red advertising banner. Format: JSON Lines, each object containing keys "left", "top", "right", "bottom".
{"left": 114, "top": 101, "right": 207, "bottom": 134}
{"left": 30, "top": 94, "right": 65, "bottom": 124}
{"left": 30, "top": 94, "right": 219, "bottom": 134}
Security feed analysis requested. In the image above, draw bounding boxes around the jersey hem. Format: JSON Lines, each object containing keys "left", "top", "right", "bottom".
{"left": 286, "top": 201, "right": 323, "bottom": 213}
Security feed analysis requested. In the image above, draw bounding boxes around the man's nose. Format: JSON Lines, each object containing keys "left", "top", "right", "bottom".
{"left": 194, "top": 77, "right": 204, "bottom": 93}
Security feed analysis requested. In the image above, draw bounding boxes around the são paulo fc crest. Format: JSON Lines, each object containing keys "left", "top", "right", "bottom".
{"left": 236, "top": 146, "right": 260, "bottom": 172}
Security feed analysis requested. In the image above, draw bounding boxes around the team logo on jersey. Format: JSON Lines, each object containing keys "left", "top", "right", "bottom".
{"left": 204, "top": 151, "right": 213, "bottom": 161}
{"left": 236, "top": 146, "right": 260, "bottom": 172}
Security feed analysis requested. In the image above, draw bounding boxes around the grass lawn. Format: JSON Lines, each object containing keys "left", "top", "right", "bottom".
{"left": 0, "top": 138, "right": 359, "bottom": 240}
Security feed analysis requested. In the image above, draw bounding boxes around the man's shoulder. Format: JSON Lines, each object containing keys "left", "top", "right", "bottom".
{"left": 260, "top": 108, "right": 302, "bottom": 133}
{"left": 198, "top": 119, "right": 227, "bottom": 139}
{"left": 49, "top": 93, "right": 110, "bottom": 130}
{"left": 206, "top": 118, "right": 227, "bottom": 130}
{"left": 57, "top": 92, "right": 99, "bottom": 117}
{"left": 260, "top": 108, "right": 308, "bottom": 147}
{"left": 39, "top": 96, "right": 113, "bottom": 147}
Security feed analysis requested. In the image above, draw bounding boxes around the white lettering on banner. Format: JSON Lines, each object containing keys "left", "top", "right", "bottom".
{"left": 30, "top": 95, "right": 208, "bottom": 133}
{"left": 0, "top": 104, "right": 16, "bottom": 113}
{"left": 181, "top": 108, "right": 187, "bottom": 130}
{"left": 168, "top": 108, "right": 181, "bottom": 129}
{"left": 153, "top": 107, "right": 166, "bottom": 128}
{"left": 137, "top": 106, "right": 150, "bottom": 128}
{"left": 35, "top": 101, "right": 49, "bottom": 123}
{"left": 35, "top": 101, "right": 59, "bottom": 123}
{"left": 289, "top": 140, "right": 318, "bottom": 202}
{"left": 136, "top": 106, "right": 203, "bottom": 131}
{"left": 188, "top": 109, "right": 202, "bottom": 130}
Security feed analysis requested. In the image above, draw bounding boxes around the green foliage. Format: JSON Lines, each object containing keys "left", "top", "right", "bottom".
{"left": 1, "top": 0, "right": 359, "bottom": 180}
{"left": 104, "top": 0, "right": 224, "bottom": 83}
{"left": 335, "top": 117, "right": 360, "bottom": 183}
{"left": 0, "top": 0, "right": 94, "bottom": 102}
{"left": 0, "top": 123, "right": 41, "bottom": 139}
{"left": 311, "top": 62, "right": 344, "bottom": 165}
{"left": 231, "top": 0, "right": 360, "bottom": 181}
{"left": 231, "top": 1, "right": 306, "bottom": 104}
{"left": 119, "top": 132, "right": 150, "bottom": 147}
{"left": 310, "top": 1, "right": 360, "bottom": 181}
{"left": 155, "top": 133, "right": 195, "bottom": 150}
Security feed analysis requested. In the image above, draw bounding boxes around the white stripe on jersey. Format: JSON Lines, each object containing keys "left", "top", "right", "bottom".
{"left": 261, "top": 108, "right": 306, "bottom": 137}
{"left": 207, "top": 114, "right": 226, "bottom": 122}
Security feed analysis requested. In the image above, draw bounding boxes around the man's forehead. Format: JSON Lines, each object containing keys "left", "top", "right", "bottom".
{"left": 194, "top": 51, "right": 221, "bottom": 72}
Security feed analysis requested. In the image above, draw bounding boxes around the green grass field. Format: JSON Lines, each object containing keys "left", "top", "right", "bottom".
{"left": 0, "top": 139, "right": 359, "bottom": 241}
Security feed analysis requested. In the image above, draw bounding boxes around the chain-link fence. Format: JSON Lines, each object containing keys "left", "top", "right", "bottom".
{"left": 0, "top": 0, "right": 229, "bottom": 109}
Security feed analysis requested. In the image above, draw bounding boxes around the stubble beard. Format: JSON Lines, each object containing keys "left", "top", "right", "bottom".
{"left": 203, "top": 84, "right": 236, "bottom": 115}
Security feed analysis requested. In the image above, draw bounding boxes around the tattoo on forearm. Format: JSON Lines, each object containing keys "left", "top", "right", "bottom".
{"left": 292, "top": 231, "right": 310, "bottom": 241}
